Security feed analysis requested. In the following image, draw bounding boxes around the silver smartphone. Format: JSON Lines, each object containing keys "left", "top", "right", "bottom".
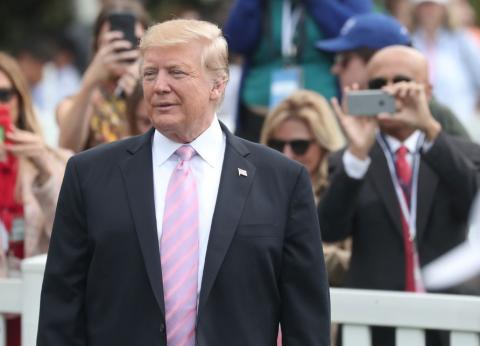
{"left": 346, "top": 90, "right": 396, "bottom": 116}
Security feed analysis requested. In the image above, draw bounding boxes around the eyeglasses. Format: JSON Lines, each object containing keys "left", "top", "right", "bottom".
{"left": 367, "top": 75, "right": 412, "bottom": 90}
{"left": 0, "top": 88, "right": 16, "bottom": 103}
{"left": 267, "top": 139, "right": 314, "bottom": 156}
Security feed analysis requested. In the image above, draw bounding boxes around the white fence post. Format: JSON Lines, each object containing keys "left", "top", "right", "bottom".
{"left": 0, "top": 315, "right": 5, "bottom": 346}
{"left": 450, "top": 332, "right": 480, "bottom": 346}
{"left": 396, "top": 327, "right": 425, "bottom": 346}
{"left": 343, "top": 324, "right": 370, "bottom": 346}
{"left": 21, "top": 255, "right": 46, "bottom": 346}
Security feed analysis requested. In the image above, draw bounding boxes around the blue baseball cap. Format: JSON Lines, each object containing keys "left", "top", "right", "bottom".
{"left": 315, "top": 13, "right": 411, "bottom": 52}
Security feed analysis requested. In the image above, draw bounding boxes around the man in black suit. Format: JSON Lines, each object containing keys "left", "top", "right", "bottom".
{"left": 320, "top": 45, "right": 479, "bottom": 345}
{"left": 37, "top": 19, "right": 330, "bottom": 346}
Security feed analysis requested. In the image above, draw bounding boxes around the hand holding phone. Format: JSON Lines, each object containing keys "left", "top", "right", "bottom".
{"left": 331, "top": 94, "right": 378, "bottom": 160}
{"left": 346, "top": 90, "right": 396, "bottom": 116}
{"left": 108, "top": 11, "right": 138, "bottom": 54}
{"left": 0, "top": 105, "right": 12, "bottom": 144}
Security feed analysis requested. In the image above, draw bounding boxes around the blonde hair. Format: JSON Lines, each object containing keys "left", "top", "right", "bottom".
{"left": 0, "top": 52, "right": 42, "bottom": 135}
{"left": 139, "top": 19, "right": 229, "bottom": 84}
{"left": 260, "top": 90, "right": 345, "bottom": 198}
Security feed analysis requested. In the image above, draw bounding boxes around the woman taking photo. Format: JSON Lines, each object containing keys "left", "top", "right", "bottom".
{"left": 0, "top": 51, "right": 70, "bottom": 346}
{"left": 261, "top": 89, "right": 349, "bottom": 285}
{"left": 56, "top": 0, "right": 150, "bottom": 152}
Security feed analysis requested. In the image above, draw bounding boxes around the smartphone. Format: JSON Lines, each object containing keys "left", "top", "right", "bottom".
{"left": 108, "top": 11, "right": 138, "bottom": 60}
{"left": 0, "top": 105, "right": 12, "bottom": 143}
{"left": 346, "top": 90, "right": 396, "bottom": 116}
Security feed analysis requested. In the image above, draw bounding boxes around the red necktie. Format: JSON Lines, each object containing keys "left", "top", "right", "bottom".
{"left": 395, "top": 146, "right": 415, "bottom": 292}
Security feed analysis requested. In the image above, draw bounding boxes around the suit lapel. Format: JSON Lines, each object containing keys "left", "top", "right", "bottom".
{"left": 119, "top": 129, "right": 165, "bottom": 316}
{"left": 369, "top": 142, "right": 404, "bottom": 236}
{"left": 198, "top": 128, "right": 255, "bottom": 316}
{"left": 415, "top": 159, "right": 438, "bottom": 242}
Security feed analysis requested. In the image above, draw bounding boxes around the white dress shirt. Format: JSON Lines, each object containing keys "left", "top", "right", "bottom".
{"left": 343, "top": 130, "right": 422, "bottom": 179}
{"left": 152, "top": 117, "right": 226, "bottom": 294}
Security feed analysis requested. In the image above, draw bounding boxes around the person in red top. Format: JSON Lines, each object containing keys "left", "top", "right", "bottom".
{"left": 0, "top": 52, "right": 70, "bottom": 346}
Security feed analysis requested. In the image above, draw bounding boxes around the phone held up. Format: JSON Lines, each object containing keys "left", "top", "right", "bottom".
{"left": 108, "top": 11, "right": 137, "bottom": 59}
{"left": 0, "top": 104, "right": 12, "bottom": 144}
{"left": 346, "top": 90, "right": 396, "bottom": 116}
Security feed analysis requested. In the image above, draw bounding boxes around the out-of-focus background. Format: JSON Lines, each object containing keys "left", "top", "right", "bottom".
{"left": 1, "top": 1, "right": 480, "bottom": 345}
{"left": 2, "top": 0, "right": 475, "bottom": 71}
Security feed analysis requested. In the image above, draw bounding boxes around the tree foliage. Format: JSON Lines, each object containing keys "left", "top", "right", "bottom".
{"left": 0, "top": 0, "right": 72, "bottom": 52}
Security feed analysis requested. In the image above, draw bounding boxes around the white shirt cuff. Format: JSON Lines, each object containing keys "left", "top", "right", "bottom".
{"left": 422, "top": 138, "right": 434, "bottom": 152}
{"left": 343, "top": 150, "right": 371, "bottom": 179}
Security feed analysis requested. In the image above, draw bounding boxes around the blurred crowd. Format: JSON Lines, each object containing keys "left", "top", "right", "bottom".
{"left": 1, "top": 0, "right": 480, "bottom": 345}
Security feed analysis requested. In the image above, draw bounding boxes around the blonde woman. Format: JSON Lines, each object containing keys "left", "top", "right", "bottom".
{"left": 0, "top": 52, "right": 70, "bottom": 346}
{"left": 261, "top": 89, "right": 350, "bottom": 286}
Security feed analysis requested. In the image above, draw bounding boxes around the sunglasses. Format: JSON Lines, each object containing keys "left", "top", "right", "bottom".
{"left": 267, "top": 139, "right": 314, "bottom": 156}
{"left": 367, "top": 75, "right": 412, "bottom": 90}
{"left": 0, "top": 88, "right": 16, "bottom": 103}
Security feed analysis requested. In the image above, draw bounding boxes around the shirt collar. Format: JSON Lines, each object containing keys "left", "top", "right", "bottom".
{"left": 384, "top": 130, "right": 421, "bottom": 154}
{"left": 152, "top": 115, "right": 224, "bottom": 167}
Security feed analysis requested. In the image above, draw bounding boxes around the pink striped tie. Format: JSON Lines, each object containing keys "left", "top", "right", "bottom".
{"left": 161, "top": 145, "right": 199, "bottom": 346}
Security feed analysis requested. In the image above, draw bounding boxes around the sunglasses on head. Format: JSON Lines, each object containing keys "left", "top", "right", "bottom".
{"left": 267, "top": 139, "right": 314, "bottom": 156}
{"left": 367, "top": 75, "right": 412, "bottom": 90}
{"left": 0, "top": 88, "right": 15, "bottom": 103}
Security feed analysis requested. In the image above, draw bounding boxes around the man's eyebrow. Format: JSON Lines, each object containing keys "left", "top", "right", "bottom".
{"left": 165, "top": 62, "right": 190, "bottom": 69}
{"left": 142, "top": 64, "right": 157, "bottom": 70}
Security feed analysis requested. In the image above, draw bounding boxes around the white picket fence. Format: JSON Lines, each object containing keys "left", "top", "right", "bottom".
{"left": 0, "top": 255, "right": 479, "bottom": 346}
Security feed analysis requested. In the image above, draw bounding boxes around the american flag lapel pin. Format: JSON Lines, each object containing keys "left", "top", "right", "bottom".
{"left": 238, "top": 168, "right": 247, "bottom": 177}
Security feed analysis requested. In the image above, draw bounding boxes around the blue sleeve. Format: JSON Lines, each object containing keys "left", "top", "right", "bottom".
{"left": 223, "top": 0, "right": 264, "bottom": 54}
{"left": 303, "top": 0, "right": 373, "bottom": 38}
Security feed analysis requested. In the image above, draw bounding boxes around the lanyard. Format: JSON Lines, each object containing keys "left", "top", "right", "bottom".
{"left": 281, "top": 0, "right": 302, "bottom": 59}
{"left": 376, "top": 133, "right": 425, "bottom": 239}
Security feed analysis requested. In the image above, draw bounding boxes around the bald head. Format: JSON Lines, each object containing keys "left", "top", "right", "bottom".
{"left": 367, "top": 45, "right": 430, "bottom": 86}
{"left": 367, "top": 46, "right": 433, "bottom": 139}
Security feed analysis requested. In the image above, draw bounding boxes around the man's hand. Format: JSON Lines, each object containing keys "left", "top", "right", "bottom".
{"left": 381, "top": 81, "right": 441, "bottom": 141}
{"left": 331, "top": 86, "right": 378, "bottom": 160}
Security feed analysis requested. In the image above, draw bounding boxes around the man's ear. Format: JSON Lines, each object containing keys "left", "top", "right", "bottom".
{"left": 210, "top": 78, "right": 227, "bottom": 101}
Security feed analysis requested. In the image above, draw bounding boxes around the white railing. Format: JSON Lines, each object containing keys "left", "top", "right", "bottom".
{"left": 332, "top": 288, "right": 480, "bottom": 346}
{"left": 0, "top": 255, "right": 46, "bottom": 346}
{"left": 0, "top": 255, "right": 479, "bottom": 346}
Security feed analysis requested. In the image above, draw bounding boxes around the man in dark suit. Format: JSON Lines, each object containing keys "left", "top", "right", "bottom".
{"left": 37, "top": 19, "right": 330, "bottom": 346}
{"left": 320, "top": 45, "right": 479, "bottom": 345}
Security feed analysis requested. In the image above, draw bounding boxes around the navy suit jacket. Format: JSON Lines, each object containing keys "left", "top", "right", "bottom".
{"left": 319, "top": 132, "right": 480, "bottom": 291}
{"left": 37, "top": 123, "right": 330, "bottom": 346}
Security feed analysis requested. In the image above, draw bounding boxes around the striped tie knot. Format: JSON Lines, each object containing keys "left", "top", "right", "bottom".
{"left": 176, "top": 145, "right": 196, "bottom": 170}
